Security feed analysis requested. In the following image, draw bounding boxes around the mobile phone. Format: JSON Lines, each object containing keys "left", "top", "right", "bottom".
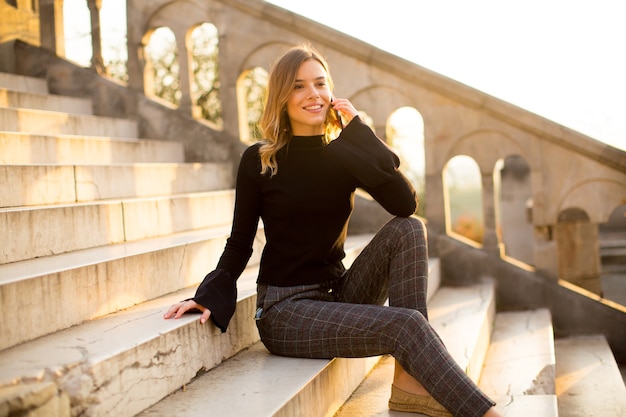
{"left": 332, "top": 98, "right": 343, "bottom": 130}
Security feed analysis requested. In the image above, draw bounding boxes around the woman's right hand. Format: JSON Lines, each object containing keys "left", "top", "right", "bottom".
{"left": 163, "top": 299, "right": 212, "bottom": 324}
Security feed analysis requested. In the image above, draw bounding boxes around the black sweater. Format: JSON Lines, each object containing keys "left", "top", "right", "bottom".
{"left": 192, "top": 117, "right": 418, "bottom": 331}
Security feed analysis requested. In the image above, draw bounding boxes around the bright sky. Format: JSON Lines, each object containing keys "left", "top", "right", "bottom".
{"left": 64, "top": 0, "right": 626, "bottom": 151}
{"left": 267, "top": 0, "right": 626, "bottom": 151}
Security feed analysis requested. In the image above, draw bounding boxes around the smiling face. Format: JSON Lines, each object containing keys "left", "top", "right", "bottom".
{"left": 286, "top": 59, "right": 332, "bottom": 136}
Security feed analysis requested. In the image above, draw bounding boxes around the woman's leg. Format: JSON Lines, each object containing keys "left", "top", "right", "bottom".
{"left": 256, "top": 217, "right": 495, "bottom": 417}
{"left": 256, "top": 292, "right": 493, "bottom": 417}
{"left": 338, "top": 216, "right": 430, "bottom": 316}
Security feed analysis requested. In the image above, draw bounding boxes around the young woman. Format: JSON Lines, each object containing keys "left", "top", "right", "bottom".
{"left": 165, "top": 44, "right": 502, "bottom": 417}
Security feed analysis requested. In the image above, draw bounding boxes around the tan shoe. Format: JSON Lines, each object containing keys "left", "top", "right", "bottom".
{"left": 388, "top": 385, "right": 453, "bottom": 417}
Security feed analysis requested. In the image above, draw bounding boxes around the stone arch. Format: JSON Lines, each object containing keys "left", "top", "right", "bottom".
{"left": 444, "top": 130, "right": 526, "bottom": 253}
{"left": 238, "top": 41, "right": 294, "bottom": 73}
{"left": 448, "top": 129, "right": 527, "bottom": 174}
{"left": 601, "top": 205, "right": 626, "bottom": 232}
{"left": 142, "top": 0, "right": 224, "bottom": 113}
{"left": 146, "top": 1, "right": 219, "bottom": 33}
{"left": 349, "top": 85, "right": 413, "bottom": 139}
{"left": 557, "top": 178, "right": 626, "bottom": 224}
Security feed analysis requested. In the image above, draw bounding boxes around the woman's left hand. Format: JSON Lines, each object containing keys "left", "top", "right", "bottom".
{"left": 164, "top": 299, "right": 212, "bottom": 324}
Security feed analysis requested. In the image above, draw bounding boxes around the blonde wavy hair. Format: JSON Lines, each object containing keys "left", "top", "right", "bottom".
{"left": 257, "top": 44, "right": 341, "bottom": 176}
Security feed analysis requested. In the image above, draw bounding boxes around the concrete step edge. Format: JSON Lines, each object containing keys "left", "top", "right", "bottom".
{"left": 0, "top": 223, "right": 235, "bottom": 284}
{"left": 0, "top": 73, "right": 48, "bottom": 94}
{"left": 0, "top": 130, "right": 144, "bottom": 143}
{"left": 478, "top": 308, "right": 556, "bottom": 396}
{"left": 0, "top": 190, "right": 236, "bottom": 263}
{"left": 0, "top": 224, "right": 255, "bottom": 350}
{"left": 0, "top": 162, "right": 234, "bottom": 207}
{"left": 0, "top": 88, "right": 93, "bottom": 115}
{"left": 0, "top": 107, "right": 138, "bottom": 138}
{"left": 0, "top": 381, "right": 70, "bottom": 417}
{"left": 427, "top": 280, "right": 496, "bottom": 381}
{"left": 555, "top": 334, "right": 626, "bottom": 417}
{"left": 0, "top": 132, "right": 185, "bottom": 164}
{"left": 139, "top": 341, "right": 381, "bottom": 417}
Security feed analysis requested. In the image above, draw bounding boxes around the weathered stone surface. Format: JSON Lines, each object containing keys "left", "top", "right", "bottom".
{"left": 0, "top": 382, "right": 70, "bottom": 417}
{"left": 479, "top": 309, "right": 556, "bottom": 396}
{"left": 556, "top": 335, "right": 626, "bottom": 417}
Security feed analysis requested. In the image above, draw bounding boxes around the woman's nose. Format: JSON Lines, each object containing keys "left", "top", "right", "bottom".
{"left": 307, "top": 86, "right": 320, "bottom": 98}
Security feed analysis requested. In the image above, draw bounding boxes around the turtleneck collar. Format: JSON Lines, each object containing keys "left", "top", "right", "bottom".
{"left": 289, "top": 135, "right": 325, "bottom": 149}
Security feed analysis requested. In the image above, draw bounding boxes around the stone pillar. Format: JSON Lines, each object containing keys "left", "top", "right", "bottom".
{"left": 424, "top": 171, "right": 445, "bottom": 257}
{"left": 533, "top": 225, "right": 558, "bottom": 280}
{"left": 499, "top": 156, "right": 534, "bottom": 264}
{"left": 125, "top": 2, "right": 144, "bottom": 93}
{"left": 175, "top": 28, "right": 192, "bottom": 115}
{"left": 555, "top": 220, "right": 603, "bottom": 295}
{"left": 87, "top": 0, "right": 104, "bottom": 74}
{"left": 481, "top": 170, "right": 502, "bottom": 256}
{"left": 216, "top": 31, "right": 241, "bottom": 143}
{"left": 39, "top": 0, "right": 64, "bottom": 56}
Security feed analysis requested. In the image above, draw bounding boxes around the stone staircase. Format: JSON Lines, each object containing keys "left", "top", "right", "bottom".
{"left": 1, "top": 72, "right": 625, "bottom": 417}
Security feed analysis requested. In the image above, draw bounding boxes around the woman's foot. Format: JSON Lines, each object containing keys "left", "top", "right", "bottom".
{"left": 388, "top": 385, "right": 452, "bottom": 417}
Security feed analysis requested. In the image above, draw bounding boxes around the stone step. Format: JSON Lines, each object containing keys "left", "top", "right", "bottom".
{"left": 0, "top": 381, "right": 70, "bottom": 417}
{"left": 478, "top": 309, "right": 556, "bottom": 396}
{"left": 142, "top": 276, "right": 478, "bottom": 417}
{"left": 0, "top": 189, "right": 236, "bottom": 264}
{"left": 0, "top": 72, "right": 48, "bottom": 94}
{"left": 0, "top": 161, "right": 233, "bottom": 207}
{"left": 0, "top": 87, "right": 93, "bottom": 115}
{"left": 141, "top": 341, "right": 381, "bottom": 417}
{"left": 0, "top": 223, "right": 265, "bottom": 351}
{"left": 0, "top": 131, "right": 184, "bottom": 164}
{"left": 0, "top": 107, "right": 138, "bottom": 138}
{"left": 0, "top": 234, "right": 373, "bottom": 417}
{"left": 427, "top": 280, "right": 496, "bottom": 381}
{"left": 555, "top": 334, "right": 626, "bottom": 417}
{"left": 0, "top": 268, "right": 261, "bottom": 417}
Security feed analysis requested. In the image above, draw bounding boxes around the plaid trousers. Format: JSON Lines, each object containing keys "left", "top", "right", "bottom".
{"left": 255, "top": 216, "right": 495, "bottom": 417}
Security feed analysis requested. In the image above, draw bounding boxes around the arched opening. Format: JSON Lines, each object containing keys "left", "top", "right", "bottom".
{"left": 189, "top": 22, "right": 221, "bottom": 127}
{"left": 63, "top": 0, "right": 127, "bottom": 80}
{"left": 387, "top": 107, "right": 425, "bottom": 217}
{"left": 494, "top": 154, "right": 533, "bottom": 264}
{"left": 99, "top": 0, "right": 127, "bottom": 82}
{"left": 444, "top": 155, "right": 483, "bottom": 244}
{"left": 237, "top": 67, "right": 268, "bottom": 144}
{"left": 63, "top": 0, "right": 91, "bottom": 67}
{"left": 143, "top": 26, "right": 180, "bottom": 107}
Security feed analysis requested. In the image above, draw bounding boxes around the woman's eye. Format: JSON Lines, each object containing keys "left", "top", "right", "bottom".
{"left": 294, "top": 84, "right": 303, "bottom": 90}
